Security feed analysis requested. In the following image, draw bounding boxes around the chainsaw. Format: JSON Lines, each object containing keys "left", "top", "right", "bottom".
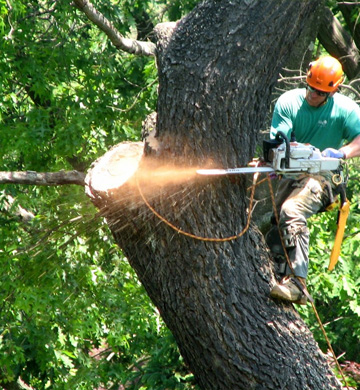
{"left": 197, "top": 131, "right": 349, "bottom": 272}
{"left": 197, "top": 131, "right": 341, "bottom": 176}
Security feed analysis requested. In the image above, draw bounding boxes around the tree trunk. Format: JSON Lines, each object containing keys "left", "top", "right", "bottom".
{"left": 86, "top": 1, "right": 342, "bottom": 389}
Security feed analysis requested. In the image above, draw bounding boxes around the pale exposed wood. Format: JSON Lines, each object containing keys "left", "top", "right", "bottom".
{"left": 85, "top": 142, "right": 144, "bottom": 200}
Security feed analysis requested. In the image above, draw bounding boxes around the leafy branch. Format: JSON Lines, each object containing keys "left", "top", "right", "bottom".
{"left": 72, "top": 0, "right": 156, "bottom": 56}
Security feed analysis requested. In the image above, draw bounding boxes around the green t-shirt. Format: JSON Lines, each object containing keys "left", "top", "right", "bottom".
{"left": 270, "top": 88, "right": 360, "bottom": 151}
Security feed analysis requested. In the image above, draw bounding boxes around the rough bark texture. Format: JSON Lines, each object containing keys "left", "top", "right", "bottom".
{"left": 86, "top": 1, "right": 343, "bottom": 389}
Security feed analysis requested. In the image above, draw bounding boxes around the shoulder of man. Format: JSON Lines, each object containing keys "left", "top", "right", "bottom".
{"left": 332, "top": 92, "right": 360, "bottom": 110}
{"left": 276, "top": 88, "right": 305, "bottom": 109}
{"left": 278, "top": 88, "right": 305, "bottom": 101}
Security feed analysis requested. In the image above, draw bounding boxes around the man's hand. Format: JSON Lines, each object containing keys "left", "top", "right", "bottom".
{"left": 321, "top": 148, "right": 345, "bottom": 159}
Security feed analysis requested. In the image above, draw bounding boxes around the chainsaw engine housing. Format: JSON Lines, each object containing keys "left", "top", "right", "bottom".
{"left": 268, "top": 142, "right": 340, "bottom": 173}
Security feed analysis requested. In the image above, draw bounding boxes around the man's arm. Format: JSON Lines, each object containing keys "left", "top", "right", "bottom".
{"left": 270, "top": 96, "right": 294, "bottom": 139}
{"left": 340, "top": 134, "right": 360, "bottom": 159}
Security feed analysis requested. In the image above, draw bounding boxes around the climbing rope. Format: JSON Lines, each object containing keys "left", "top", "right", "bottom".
{"left": 136, "top": 169, "right": 350, "bottom": 388}
{"left": 266, "top": 175, "right": 350, "bottom": 390}
{"left": 135, "top": 169, "right": 261, "bottom": 242}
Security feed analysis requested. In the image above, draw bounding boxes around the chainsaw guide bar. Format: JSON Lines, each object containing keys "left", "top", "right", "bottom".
{"left": 196, "top": 167, "right": 275, "bottom": 175}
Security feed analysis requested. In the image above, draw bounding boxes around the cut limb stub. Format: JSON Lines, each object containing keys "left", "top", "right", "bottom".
{"left": 85, "top": 141, "right": 144, "bottom": 202}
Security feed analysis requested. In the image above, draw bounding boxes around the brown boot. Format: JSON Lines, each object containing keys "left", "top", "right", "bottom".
{"left": 270, "top": 275, "right": 307, "bottom": 305}
{"left": 293, "top": 277, "right": 308, "bottom": 305}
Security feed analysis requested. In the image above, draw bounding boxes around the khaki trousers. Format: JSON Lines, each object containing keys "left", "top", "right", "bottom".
{"left": 275, "top": 175, "right": 331, "bottom": 279}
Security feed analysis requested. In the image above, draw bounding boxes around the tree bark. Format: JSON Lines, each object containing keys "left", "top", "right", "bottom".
{"left": 0, "top": 170, "right": 85, "bottom": 186}
{"left": 86, "top": 1, "right": 343, "bottom": 389}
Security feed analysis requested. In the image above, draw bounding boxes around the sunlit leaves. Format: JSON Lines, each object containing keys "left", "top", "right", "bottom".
{"left": 298, "top": 162, "right": 360, "bottom": 365}
{"left": 0, "top": 1, "right": 200, "bottom": 387}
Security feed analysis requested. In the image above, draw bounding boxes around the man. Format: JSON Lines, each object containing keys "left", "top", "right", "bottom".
{"left": 268, "top": 55, "right": 360, "bottom": 304}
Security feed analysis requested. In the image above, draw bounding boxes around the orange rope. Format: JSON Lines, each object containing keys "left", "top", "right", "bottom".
{"left": 266, "top": 175, "right": 350, "bottom": 390}
{"left": 135, "top": 171, "right": 261, "bottom": 242}
{"left": 137, "top": 168, "right": 349, "bottom": 388}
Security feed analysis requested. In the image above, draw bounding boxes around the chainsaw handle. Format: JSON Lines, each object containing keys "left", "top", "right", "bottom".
{"left": 275, "top": 131, "right": 290, "bottom": 168}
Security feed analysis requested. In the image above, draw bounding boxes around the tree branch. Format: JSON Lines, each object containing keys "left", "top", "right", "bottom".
{"left": 72, "top": 0, "right": 156, "bottom": 56}
{"left": 337, "top": 1, "right": 360, "bottom": 4}
{"left": 318, "top": 6, "right": 360, "bottom": 79}
{"left": 0, "top": 377, "right": 35, "bottom": 390}
{"left": 1, "top": 193, "right": 35, "bottom": 222}
{"left": 338, "top": 0, "right": 360, "bottom": 51}
{"left": 0, "top": 171, "right": 85, "bottom": 186}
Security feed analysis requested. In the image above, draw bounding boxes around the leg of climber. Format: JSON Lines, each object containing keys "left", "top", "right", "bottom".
{"left": 270, "top": 175, "right": 330, "bottom": 304}
{"left": 265, "top": 178, "right": 298, "bottom": 275}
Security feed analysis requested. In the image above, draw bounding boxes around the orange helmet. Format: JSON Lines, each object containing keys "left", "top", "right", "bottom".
{"left": 306, "top": 56, "right": 344, "bottom": 92}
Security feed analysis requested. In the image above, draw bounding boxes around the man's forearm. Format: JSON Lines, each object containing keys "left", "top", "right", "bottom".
{"left": 340, "top": 135, "right": 360, "bottom": 159}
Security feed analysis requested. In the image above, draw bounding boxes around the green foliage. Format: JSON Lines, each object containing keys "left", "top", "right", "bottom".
{"left": 1, "top": 0, "right": 358, "bottom": 388}
{"left": 298, "top": 162, "right": 360, "bottom": 366}
{"left": 0, "top": 189, "right": 196, "bottom": 389}
{"left": 0, "top": 0, "right": 160, "bottom": 174}
{"left": 0, "top": 0, "right": 200, "bottom": 388}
